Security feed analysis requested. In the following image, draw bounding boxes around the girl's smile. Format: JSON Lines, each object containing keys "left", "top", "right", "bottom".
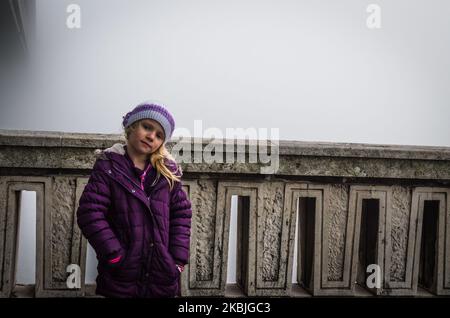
{"left": 141, "top": 140, "right": 152, "bottom": 149}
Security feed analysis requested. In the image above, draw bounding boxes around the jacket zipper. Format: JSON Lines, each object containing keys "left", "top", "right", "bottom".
{"left": 111, "top": 165, "right": 142, "bottom": 190}
{"left": 110, "top": 165, "right": 160, "bottom": 256}
{"left": 110, "top": 165, "right": 155, "bottom": 218}
{"left": 107, "top": 163, "right": 159, "bottom": 288}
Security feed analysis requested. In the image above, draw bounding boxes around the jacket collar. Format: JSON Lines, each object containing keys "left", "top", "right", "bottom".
{"left": 97, "top": 143, "right": 146, "bottom": 171}
{"left": 95, "top": 143, "right": 128, "bottom": 170}
{"left": 95, "top": 143, "right": 161, "bottom": 189}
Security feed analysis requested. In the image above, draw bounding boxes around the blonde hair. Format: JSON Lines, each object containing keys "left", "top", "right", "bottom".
{"left": 124, "top": 121, "right": 181, "bottom": 191}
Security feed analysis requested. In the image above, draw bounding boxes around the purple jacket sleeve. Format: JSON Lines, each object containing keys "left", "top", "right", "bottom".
{"left": 76, "top": 161, "right": 125, "bottom": 263}
{"left": 168, "top": 180, "right": 192, "bottom": 266}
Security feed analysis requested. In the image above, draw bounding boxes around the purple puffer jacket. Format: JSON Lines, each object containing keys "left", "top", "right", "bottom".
{"left": 76, "top": 143, "right": 192, "bottom": 298}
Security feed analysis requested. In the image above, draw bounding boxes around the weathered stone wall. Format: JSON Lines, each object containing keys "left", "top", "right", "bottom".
{"left": 1, "top": 130, "right": 449, "bottom": 297}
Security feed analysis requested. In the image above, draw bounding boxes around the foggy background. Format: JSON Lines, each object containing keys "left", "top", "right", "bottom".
{"left": 1, "top": 0, "right": 449, "bottom": 288}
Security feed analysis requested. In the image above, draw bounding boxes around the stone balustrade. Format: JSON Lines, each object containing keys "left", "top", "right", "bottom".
{"left": 0, "top": 129, "right": 449, "bottom": 297}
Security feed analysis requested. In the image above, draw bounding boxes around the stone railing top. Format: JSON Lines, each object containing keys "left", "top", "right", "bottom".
{"left": 1, "top": 129, "right": 450, "bottom": 181}
{"left": 1, "top": 129, "right": 450, "bottom": 161}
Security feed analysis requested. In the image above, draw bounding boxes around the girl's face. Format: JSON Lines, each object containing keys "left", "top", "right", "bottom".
{"left": 128, "top": 119, "right": 165, "bottom": 155}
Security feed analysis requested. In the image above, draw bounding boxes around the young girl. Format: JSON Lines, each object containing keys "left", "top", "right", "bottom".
{"left": 77, "top": 101, "right": 192, "bottom": 298}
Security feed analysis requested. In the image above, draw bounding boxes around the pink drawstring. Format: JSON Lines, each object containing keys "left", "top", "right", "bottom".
{"left": 108, "top": 255, "right": 122, "bottom": 264}
{"left": 140, "top": 163, "right": 152, "bottom": 190}
{"left": 176, "top": 264, "right": 185, "bottom": 273}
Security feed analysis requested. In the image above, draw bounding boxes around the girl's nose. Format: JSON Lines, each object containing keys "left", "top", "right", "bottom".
{"left": 146, "top": 131, "right": 155, "bottom": 141}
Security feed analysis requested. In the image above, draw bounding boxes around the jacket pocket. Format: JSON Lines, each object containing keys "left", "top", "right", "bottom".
{"left": 105, "top": 252, "right": 138, "bottom": 283}
{"left": 155, "top": 246, "right": 180, "bottom": 283}
{"left": 112, "top": 220, "right": 130, "bottom": 250}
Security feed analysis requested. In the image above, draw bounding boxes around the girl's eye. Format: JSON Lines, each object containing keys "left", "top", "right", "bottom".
{"left": 143, "top": 124, "right": 162, "bottom": 138}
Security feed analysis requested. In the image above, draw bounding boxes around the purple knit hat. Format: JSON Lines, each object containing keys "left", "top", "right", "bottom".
{"left": 122, "top": 101, "right": 175, "bottom": 143}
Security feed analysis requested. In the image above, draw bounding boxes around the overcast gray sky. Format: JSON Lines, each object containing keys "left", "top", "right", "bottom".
{"left": 1, "top": 0, "right": 449, "bottom": 147}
